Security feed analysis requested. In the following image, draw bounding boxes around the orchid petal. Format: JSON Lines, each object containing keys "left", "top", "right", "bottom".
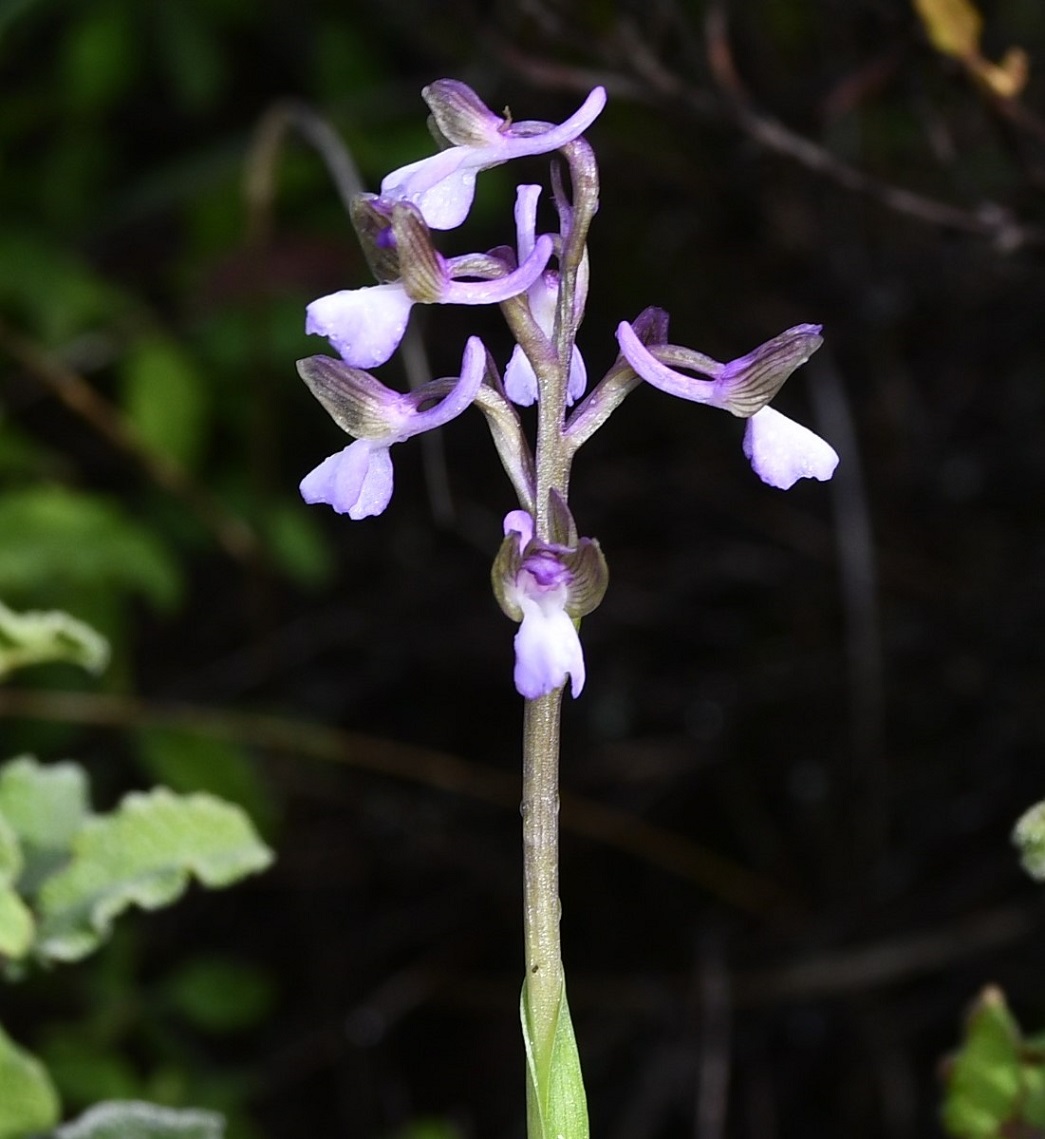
{"left": 407, "top": 336, "right": 486, "bottom": 435}
{"left": 300, "top": 439, "right": 373, "bottom": 515}
{"left": 504, "top": 345, "right": 539, "bottom": 406}
{"left": 514, "top": 598, "right": 586, "bottom": 699}
{"left": 380, "top": 149, "right": 478, "bottom": 231}
{"left": 615, "top": 320, "right": 718, "bottom": 404}
{"left": 306, "top": 283, "right": 415, "bottom": 368}
{"left": 504, "top": 87, "right": 607, "bottom": 160}
{"left": 514, "top": 184, "right": 542, "bottom": 261}
{"left": 442, "top": 234, "right": 553, "bottom": 305}
{"left": 567, "top": 345, "right": 588, "bottom": 405}
{"left": 503, "top": 509, "right": 534, "bottom": 550}
{"left": 349, "top": 444, "right": 395, "bottom": 518}
{"left": 742, "top": 406, "right": 840, "bottom": 490}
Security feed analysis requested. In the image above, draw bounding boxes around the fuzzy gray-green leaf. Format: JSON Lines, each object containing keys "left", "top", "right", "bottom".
{"left": 52, "top": 1101, "right": 225, "bottom": 1139}
{"left": 36, "top": 789, "right": 273, "bottom": 962}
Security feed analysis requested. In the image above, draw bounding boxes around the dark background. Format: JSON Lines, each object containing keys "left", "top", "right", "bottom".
{"left": 2, "top": 1, "right": 1044, "bottom": 1137}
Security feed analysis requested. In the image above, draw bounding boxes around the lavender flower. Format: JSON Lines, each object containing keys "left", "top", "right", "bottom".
{"left": 380, "top": 81, "right": 607, "bottom": 230}
{"left": 503, "top": 184, "right": 588, "bottom": 407}
{"left": 493, "top": 507, "right": 607, "bottom": 699}
{"left": 615, "top": 319, "right": 839, "bottom": 489}
{"left": 307, "top": 203, "right": 553, "bottom": 369}
{"left": 298, "top": 336, "right": 486, "bottom": 519}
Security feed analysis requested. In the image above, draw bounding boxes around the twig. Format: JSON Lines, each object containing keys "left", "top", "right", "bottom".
{"left": 0, "top": 319, "right": 261, "bottom": 563}
{"left": 494, "top": 20, "right": 1045, "bottom": 251}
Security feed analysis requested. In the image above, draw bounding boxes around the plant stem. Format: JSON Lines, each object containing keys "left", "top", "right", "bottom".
{"left": 521, "top": 689, "right": 564, "bottom": 1059}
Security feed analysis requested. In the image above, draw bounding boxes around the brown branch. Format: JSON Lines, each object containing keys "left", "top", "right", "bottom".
{"left": 0, "top": 319, "right": 261, "bottom": 564}
{"left": 494, "top": 18, "right": 1045, "bottom": 252}
{"left": 0, "top": 685, "right": 797, "bottom": 918}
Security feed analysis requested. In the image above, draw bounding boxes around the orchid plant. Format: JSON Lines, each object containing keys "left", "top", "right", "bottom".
{"left": 294, "top": 79, "right": 839, "bottom": 1139}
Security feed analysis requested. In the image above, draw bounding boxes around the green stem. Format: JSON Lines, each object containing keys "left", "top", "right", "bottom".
{"left": 521, "top": 690, "right": 564, "bottom": 1056}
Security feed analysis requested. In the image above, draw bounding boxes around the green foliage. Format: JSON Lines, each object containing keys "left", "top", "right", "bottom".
{"left": 0, "top": 1023, "right": 60, "bottom": 1139}
{"left": 50, "top": 1101, "right": 225, "bottom": 1139}
{"left": 133, "top": 728, "right": 276, "bottom": 837}
{"left": 1013, "top": 801, "right": 1045, "bottom": 881}
{"left": 162, "top": 955, "right": 275, "bottom": 1034}
{"left": 942, "top": 987, "right": 1045, "bottom": 1139}
{"left": 0, "top": 233, "right": 130, "bottom": 344}
{"left": 0, "top": 487, "right": 180, "bottom": 612}
{"left": 385, "top": 1122, "right": 464, "bottom": 1139}
{"left": 35, "top": 787, "right": 273, "bottom": 963}
{"left": 521, "top": 979, "right": 589, "bottom": 1139}
{"left": 119, "top": 338, "right": 210, "bottom": 472}
{"left": 0, "top": 601, "right": 110, "bottom": 679}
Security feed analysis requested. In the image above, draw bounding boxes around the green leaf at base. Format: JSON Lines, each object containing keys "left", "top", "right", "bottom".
{"left": 521, "top": 977, "right": 589, "bottom": 1139}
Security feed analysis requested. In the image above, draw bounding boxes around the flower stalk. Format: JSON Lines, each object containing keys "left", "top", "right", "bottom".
{"left": 291, "top": 78, "right": 839, "bottom": 1139}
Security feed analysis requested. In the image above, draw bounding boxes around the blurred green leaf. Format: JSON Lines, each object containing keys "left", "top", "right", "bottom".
{"left": 1013, "top": 801, "right": 1045, "bottom": 880}
{"left": 0, "top": 233, "right": 129, "bottom": 343}
{"left": 38, "top": 1034, "right": 143, "bottom": 1110}
{"left": 133, "top": 729, "right": 275, "bottom": 837}
{"left": 36, "top": 789, "right": 274, "bottom": 962}
{"left": 0, "top": 600, "right": 109, "bottom": 679}
{"left": 386, "top": 1122, "right": 464, "bottom": 1139}
{"left": 943, "top": 987, "right": 1023, "bottom": 1138}
{"left": 51, "top": 1102, "right": 224, "bottom": 1139}
{"left": 0, "top": 1023, "right": 60, "bottom": 1139}
{"left": 0, "top": 884, "right": 34, "bottom": 958}
{"left": 0, "top": 487, "right": 180, "bottom": 611}
{"left": 262, "top": 501, "right": 333, "bottom": 589}
{"left": 60, "top": 2, "right": 138, "bottom": 114}
{"left": 120, "top": 337, "right": 209, "bottom": 471}
{"left": 152, "top": 2, "right": 223, "bottom": 113}
{"left": 0, "top": 755, "right": 90, "bottom": 870}
{"left": 163, "top": 955, "right": 275, "bottom": 1034}
{"left": 0, "top": 807, "right": 21, "bottom": 882}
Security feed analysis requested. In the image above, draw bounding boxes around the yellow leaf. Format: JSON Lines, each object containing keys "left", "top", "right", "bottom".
{"left": 972, "top": 47, "right": 1030, "bottom": 99}
{"left": 913, "top": 0, "right": 982, "bottom": 60}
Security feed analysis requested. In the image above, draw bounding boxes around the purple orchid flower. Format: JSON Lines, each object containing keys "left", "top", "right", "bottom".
{"left": 380, "top": 81, "right": 607, "bottom": 230}
{"left": 503, "top": 184, "right": 588, "bottom": 408}
{"left": 299, "top": 336, "right": 486, "bottom": 520}
{"left": 307, "top": 233, "right": 554, "bottom": 370}
{"left": 615, "top": 320, "right": 839, "bottom": 490}
{"left": 502, "top": 510, "right": 587, "bottom": 699}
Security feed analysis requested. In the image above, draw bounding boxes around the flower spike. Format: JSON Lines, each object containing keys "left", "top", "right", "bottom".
{"left": 298, "top": 336, "right": 486, "bottom": 519}
{"left": 381, "top": 83, "right": 607, "bottom": 230}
